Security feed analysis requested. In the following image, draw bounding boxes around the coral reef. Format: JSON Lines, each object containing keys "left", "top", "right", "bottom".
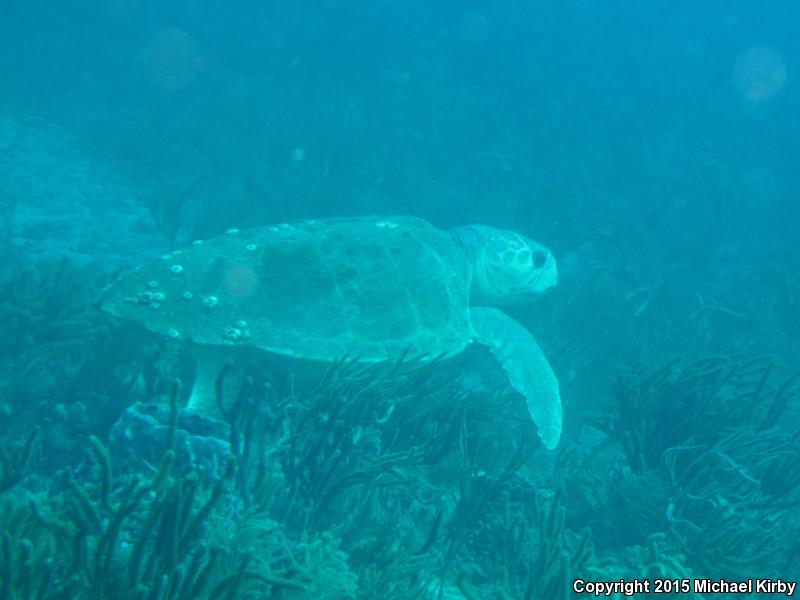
{"left": 597, "top": 356, "right": 800, "bottom": 577}
{"left": 3, "top": 343, "right": 800, "bottom": 598}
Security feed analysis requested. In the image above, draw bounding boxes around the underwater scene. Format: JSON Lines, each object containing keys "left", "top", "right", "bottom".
{"left": 1, "top": 0, "right": 799, "bottom": 598}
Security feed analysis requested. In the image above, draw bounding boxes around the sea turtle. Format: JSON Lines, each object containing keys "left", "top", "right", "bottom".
{"left": 101, "top": 216, "right": 562, "bottom": 448}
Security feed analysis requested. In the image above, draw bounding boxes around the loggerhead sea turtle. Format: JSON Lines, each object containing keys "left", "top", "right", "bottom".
{"left": 101, "top": 216, "right": 562, "bottom": 448}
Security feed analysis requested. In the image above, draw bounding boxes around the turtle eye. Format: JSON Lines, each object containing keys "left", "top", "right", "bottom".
{"left": 532, "top": 251, "right": 547, "bottom": 269}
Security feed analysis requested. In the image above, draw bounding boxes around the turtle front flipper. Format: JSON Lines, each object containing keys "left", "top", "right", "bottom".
{"left": 469, "top": 307, "right": 562, "bottom": 449}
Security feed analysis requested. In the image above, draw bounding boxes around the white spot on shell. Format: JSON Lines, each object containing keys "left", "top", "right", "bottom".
{"left": 245, "top": 244, "right": 257, "bottom": 252}
{"left": 223, "top": 327, "right": 243, "bottom": 341}
{"left": 235, "top": 320, "right": 247, "bottom": 329}
{"left": 202, "top": 295, "right": 219, "bottom": 309}
{"left": 170, "top": 265, "right": 184, "bottom": 274}
{"left": 167, "top": 329, "right": 180, "bottom": 339}
{"left": 182, "top": 291, "right": 193, "bottom": 300}
{"left": 147, "top": 280, "right": 159, "bottom": 289}
{"left": 152, "top": 292, "right": 165, "bottom": 302}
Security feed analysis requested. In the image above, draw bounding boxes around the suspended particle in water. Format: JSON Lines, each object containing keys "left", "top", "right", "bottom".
{"left": 733, "top": 45, "right": 786, "bottom": 104}
{"left": 142, "top": 28, "right": 204, "bottom": 90}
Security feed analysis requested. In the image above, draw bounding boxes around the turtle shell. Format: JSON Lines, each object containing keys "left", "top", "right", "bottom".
{"left": 102, "top": 216, "right": 473, "bottom": 361}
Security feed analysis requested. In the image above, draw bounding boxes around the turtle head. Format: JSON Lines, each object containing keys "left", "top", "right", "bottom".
{"left": 452, "top": 225, "right": 557, "bottom": 302}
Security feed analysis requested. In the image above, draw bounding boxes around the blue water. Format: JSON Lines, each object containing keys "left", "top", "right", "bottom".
{"left": 1, "top": 1, "right": 799, "bottom": 597}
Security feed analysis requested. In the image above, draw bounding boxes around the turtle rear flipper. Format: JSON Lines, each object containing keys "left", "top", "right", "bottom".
{"left": 469, "top": 307, "right": 562, "bottom": 449}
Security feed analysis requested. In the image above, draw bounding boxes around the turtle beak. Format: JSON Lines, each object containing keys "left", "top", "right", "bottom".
{"left": 529, "top": 256, "right": 557, "bottom": 293}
